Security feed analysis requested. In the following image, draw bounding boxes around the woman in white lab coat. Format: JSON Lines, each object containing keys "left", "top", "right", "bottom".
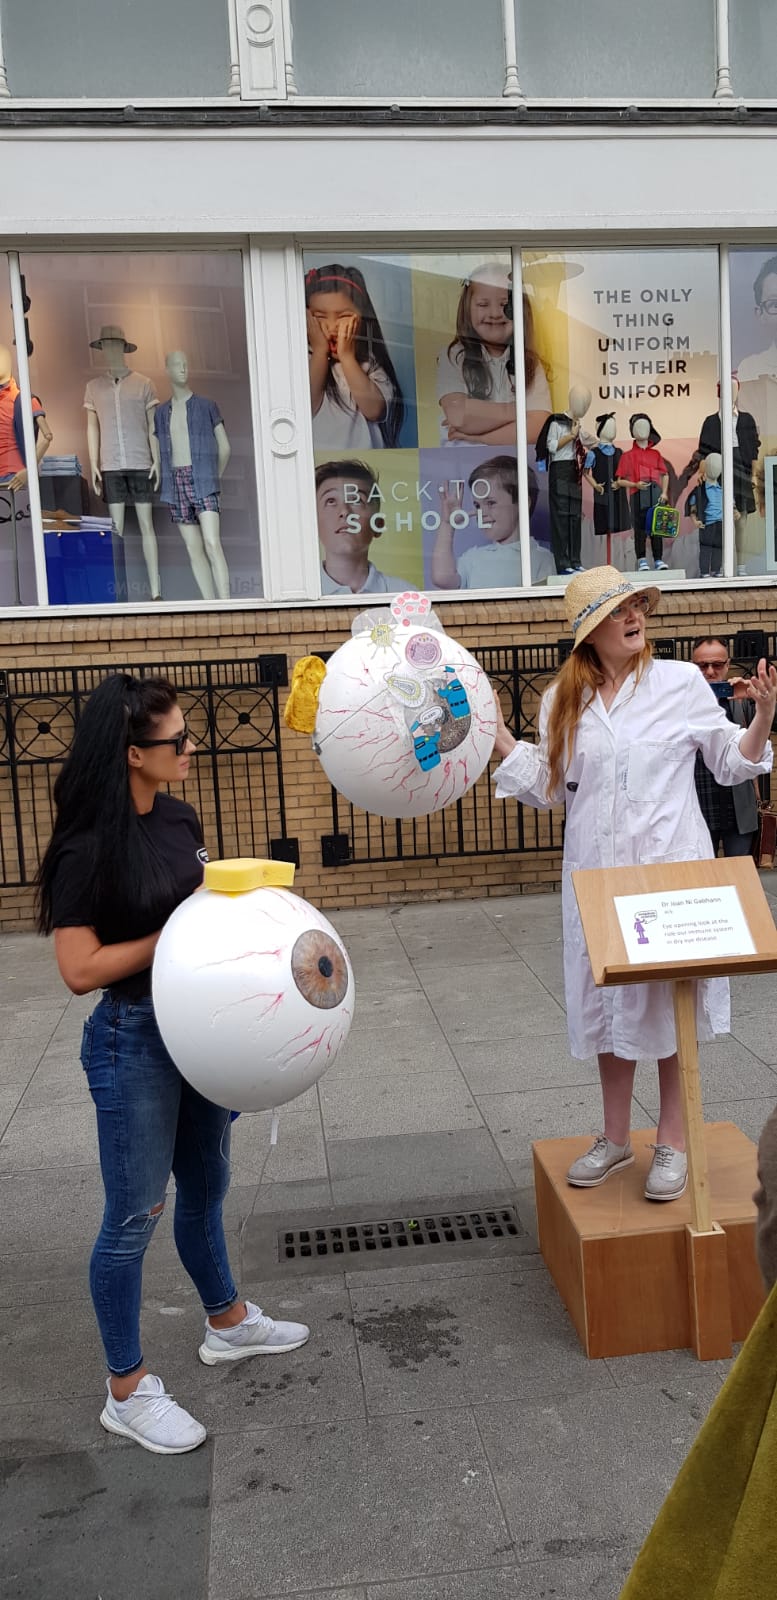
{"left": 492, "top": 565, "right": 776, "bottom": 1201}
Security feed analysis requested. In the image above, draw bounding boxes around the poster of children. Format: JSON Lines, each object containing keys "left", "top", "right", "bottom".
{"left": 303, "top": 246, "right": 722, "bottom": 592}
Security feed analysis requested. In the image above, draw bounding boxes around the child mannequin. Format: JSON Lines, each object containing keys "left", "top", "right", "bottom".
{"left": 616, "top": 414, "right": 670, "bottom": 572}
{"left": 583, "top": 412, "right": 631, "bottom": 563}
{"left": 699, "top": 379, "right": 759, "bottom": 577}
{"left": 687, "top": 451, "right": 737, "bottom": 578}
{"left": 545, "top": 386, "right": 593, "bottom": 575}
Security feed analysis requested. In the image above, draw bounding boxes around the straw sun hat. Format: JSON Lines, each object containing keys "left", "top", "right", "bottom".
{"left": 565, "top": 565, "right": 660, "bottom": 650}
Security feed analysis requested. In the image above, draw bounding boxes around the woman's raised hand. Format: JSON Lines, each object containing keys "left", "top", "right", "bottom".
{"left": 745, "top": 658, "right": 777, "bottom": 714}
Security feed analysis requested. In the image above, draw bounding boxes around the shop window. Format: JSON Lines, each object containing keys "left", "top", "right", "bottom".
{"left": 289, "top": 0, "right": 504, "bottom": 97}
{"left": 514, "top": 0, "right": 716, "bottom": 99}
{"left": 522, "top": 248, "right": 719, "bottom": 579}
{"left": 302, "top": 248, "right": 556, "bottom": 595}
{"left": 17, "top": 250, "right": 261, "bottom": 606}
{"left": 729, "top": 249, "right": 777, "bottom": 578}
{"left": 730, "top": 0, "right": 777, "bottom": 98}
{"left": 2, "top": 0, "right": 231, "bottom": 99}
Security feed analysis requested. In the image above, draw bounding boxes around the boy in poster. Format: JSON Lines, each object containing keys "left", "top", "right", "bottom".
{"left": 430, "top": 454, "right": 554, "bottom": 588}
{"left": 316, "top": 458, "right": 409, "bottom": 595}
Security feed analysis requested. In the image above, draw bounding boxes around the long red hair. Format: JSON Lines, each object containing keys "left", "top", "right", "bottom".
{"left": 546, "top": 641, "right": 653, "bottom": 799}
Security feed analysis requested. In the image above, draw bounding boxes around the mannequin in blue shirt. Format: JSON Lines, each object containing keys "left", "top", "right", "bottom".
{"left": 154, "top": 352, "right": 231, "bottom": 600}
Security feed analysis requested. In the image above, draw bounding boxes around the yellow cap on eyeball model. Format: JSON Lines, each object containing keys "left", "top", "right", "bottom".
{"left": 203, "top": 858, "right": 296, "bottom": 894}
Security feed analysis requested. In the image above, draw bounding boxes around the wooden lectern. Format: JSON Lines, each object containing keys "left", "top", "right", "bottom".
{"left": 533, "top": 856, "right": 777, "bottom": 1361}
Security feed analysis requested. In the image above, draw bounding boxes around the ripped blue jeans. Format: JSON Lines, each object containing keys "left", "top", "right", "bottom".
{"left": 81, "top": 993, "right": 238, "bottom": 1376}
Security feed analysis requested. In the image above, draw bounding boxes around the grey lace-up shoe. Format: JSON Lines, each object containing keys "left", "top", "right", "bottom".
{"left": 645, "top": 1143, "right": 688, "bottom": 1201}
{"left": 566, "top": 1134, "right": 635, "bottom": 1188}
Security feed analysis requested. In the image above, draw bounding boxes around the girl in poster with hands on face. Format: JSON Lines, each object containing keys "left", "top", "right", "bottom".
{"left": 305, "top": 264, "right": 405, "bottom": 450}
{"left": 436, "top": 265, "right": 551, "bottom": 448}
{"left": 491, "top": 565, "right": 777, "bottom": 1206}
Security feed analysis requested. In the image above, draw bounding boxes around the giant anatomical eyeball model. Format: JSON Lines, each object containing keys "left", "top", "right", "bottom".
{"left": 286, "top": 592, "right": 496, "bottom": 819}
{"left": 152, "top": 858, "right": 354, "bottom": 1112}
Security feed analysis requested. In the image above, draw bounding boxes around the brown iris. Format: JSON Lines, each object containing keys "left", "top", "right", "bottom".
{"left": 291, "top": 930, "right": 349, "bottom": 1009}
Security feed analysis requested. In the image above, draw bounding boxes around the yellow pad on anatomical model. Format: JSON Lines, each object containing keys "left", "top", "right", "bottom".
{"left": 284, "top": 655, "right": 327, "bottom": 734}
{"left": 203, "top": 858, "right": 296, "bottom": 894}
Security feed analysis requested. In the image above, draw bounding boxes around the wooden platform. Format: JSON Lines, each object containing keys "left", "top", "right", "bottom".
{"left": 534, "top": 1122, "right": 764, "bottom": 1359}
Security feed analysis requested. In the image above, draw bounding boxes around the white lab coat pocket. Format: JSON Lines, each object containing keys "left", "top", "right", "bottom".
{"left": 626, "top": 742, "right": 684, "bottom": 803}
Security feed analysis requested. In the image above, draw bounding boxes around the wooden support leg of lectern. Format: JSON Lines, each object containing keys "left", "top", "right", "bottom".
{"left": 673, "top": 978, "right": 733, "bottom": 1360}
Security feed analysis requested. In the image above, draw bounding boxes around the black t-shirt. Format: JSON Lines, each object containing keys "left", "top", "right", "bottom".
{"left": 50, "top": 792, "right": 207, "bottom": 1000}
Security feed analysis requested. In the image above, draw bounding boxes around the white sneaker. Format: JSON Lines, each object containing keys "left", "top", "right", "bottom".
{"left": 100, "top": 1373, "right": 206, "bottom": 1455}
{"left": 645, "top": 1144, "right": 688, "bottom": 1201}
{"left": 637, "top": 559, "right": 650, "bottom": 571}
{"left": 654, "top": 560, "right": 669, "bottom": 570}
{"left": 199, "top": 1300, "right": 310, "bottom": 1366}
{"left": 567, "top": 1134, "right": 635, "bottom": 1188}
{"left": 737, "top": 564, "right": 747, "bottom": 577}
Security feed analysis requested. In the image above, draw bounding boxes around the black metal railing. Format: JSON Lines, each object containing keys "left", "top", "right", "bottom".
{"left": 321, "top": 629, "right": 776, "bottom": 868}
{"left": 2, "top": 630, "right": 772, "bottom": 888}
{"left": 0, "top": 656, "right": 295, "bottom": 889}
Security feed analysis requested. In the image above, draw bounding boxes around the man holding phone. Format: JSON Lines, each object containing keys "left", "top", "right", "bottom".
{"left": 692, "top": 636, "right": 760, "bottom": 856}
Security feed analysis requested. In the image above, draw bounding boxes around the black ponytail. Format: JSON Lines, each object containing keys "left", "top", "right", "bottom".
{"left": 36, "top": 674, "right": 181, "bottom": 939}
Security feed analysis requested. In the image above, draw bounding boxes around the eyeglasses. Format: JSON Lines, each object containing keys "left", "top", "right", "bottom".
{"left": 758, "top": 298, "right": 777, "bottom": 316}
{"left": 696, "top": 660, "right": 729, "bottom": 672}
{"left": 132, "top": 725, "right": 190, "bottom": 756}
{"left": 609, "top": 595, "right": 651, "bottom": 620}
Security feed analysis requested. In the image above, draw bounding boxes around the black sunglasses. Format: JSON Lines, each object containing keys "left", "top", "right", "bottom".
{"left": 132, "top": 724, "right": 190, "bottom": 756}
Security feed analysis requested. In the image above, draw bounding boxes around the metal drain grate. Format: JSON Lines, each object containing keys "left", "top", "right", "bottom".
{"left": 280, "top": 1206, "right": 520, "bottom": 1262}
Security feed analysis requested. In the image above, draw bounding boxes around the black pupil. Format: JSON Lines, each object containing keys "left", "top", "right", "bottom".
{"left": 318, "top": 956, "right": 334, "bottom": 978}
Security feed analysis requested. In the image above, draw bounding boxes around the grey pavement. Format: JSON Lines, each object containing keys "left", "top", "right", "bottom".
{"left": 2, "top": 882, "right": 777, "bottom": 1599}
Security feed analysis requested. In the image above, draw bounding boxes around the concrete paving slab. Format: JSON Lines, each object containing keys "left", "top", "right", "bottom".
{"left": 730, "top": 1012, "right": 777, "bottom": 1064}
{"left": 683, "top": 1095, "right": 775, "bottom": 1143}
{"left": 0, "top": 1397, "right": 106, "bottom": 1460}
{"left": 353, "top": 987, "right": 447, "bottom": 1038}
{"left": 252, "top": 1179, "right": 334, "bottom": 1215}
{"left": 0, "top": 1100, "right": 98, "bottom": 1173}
{"left": 418, "top": 963, "right": 568, "bottom": 1045}
{"left": 321, "top": 1070, "right": 482, "bottom": 1142}
{"left": 324, "top": 1026, "right": 459, "bottom": 1080}
{"left": 230, "top": 1107, "right": 327, "bottom": 1188}
{"left": 209, "top": 1410, "right": 514, "bottom": 1595}
{"left": 349, "top": 1269, "right": 614, "bottom": 1416}
{"left": 364, "top": 1561, "right": 632, "bottom": 1600}
{"left": 729, "top": 971, "right": 777, "bottom": 1014}
{"left": 147, "top": 1278, "right": 365, "bottom": 1436}
{"left": 15, "top": 1042, "right": 91, "bottom": 1110}
{"left": 0, "top": 1165, "right": 104, "bottom": 1253}
{"left": 328, "top": 1130, "right": 513, "bottom": 1207}
{"left": 0, "top": 1086, "right": 23, "bottom": 1138}
{"left": 343, "top": 1256, "right": 544, "bottom": 1290}
{"left": 478, "top": 1084, "right": 615, "bottom": 1187}
{"left": 0, "top": 1442, "right": 211, "bottom": 1600}
{"left": 475, "top": 1382, "right": 713, "bottom": 1566}
{"left": 1, "top": 1300, "right": 106, "bottom": 1404}
{"left": 392, "top": 921, "right": 516, "bottom": 967}
{"left": 452, "top": 1036, "right": 598, "bottom": 1095}
{"left": 604, "top": 1348, "right": 732, "bottom": 1393}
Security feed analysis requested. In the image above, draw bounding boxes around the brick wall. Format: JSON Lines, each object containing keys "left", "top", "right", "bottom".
{"left": 2, "top": 586, "right": 775, "bottom": 931}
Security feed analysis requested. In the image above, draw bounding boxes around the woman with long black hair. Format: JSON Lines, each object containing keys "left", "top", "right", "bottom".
{"left": 37, "top": 673, "right": 308, "bottom": 1455}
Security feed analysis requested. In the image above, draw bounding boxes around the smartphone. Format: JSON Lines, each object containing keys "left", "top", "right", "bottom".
{"left": 710, "top": 681, "right": 734, "bottom": 701}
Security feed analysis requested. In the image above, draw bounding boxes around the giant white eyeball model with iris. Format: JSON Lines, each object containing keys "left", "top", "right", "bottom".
{"left": 152, "top": 859, "right": 354, "bottom": 1112}
{"left": 284, "top": 592, "right": 497, "bottom": 819}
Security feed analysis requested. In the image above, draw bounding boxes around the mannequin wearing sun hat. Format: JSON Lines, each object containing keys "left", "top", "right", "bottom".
{"left": 490, "top": 565, "right": 776, "bottom": 1202}
{"left": 84, "top": 326, "right": 161, "bottom": 599}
